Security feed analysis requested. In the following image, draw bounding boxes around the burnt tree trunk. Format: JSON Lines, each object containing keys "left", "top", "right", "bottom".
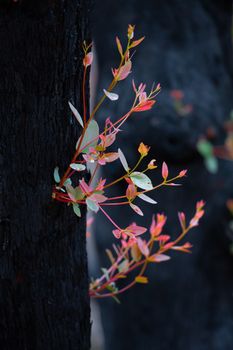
{"left": 0, "top": 1, "right": 91, "bottom": 349}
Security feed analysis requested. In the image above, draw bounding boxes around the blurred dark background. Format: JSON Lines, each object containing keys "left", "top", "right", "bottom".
{"left": 91, "top": 1, "right": 233, "bottom": 349}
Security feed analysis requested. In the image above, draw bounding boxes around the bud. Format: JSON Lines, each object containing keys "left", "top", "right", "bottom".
{"left": 83, "top": 52, "right": 93, "bottom": 67}
{"left": 148, "top": 159, "right": 157, "bottom": 169}
{"left": 179, "top": 169, "right": 187, "bottom": 177}
{"left": 162, "top": 162, "right": 169, "bottom": 180}
{"left": 138, "top": 142, "right": 150, "bottom": 157}
{"left": 127, "top": 24, "right": 135, "bottom": 39}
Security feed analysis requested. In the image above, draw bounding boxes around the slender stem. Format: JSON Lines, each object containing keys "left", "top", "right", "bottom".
{"left": 99, "top": 206, "right": 122, "bottom": 230}
{"left": 59, "top": 42, "right": 131, "bottom": 187}
{"left": 83, "top": 67, "right": 87, "bottom": 125}
{"left": 103, "top": 156, "right": 143, "bottom": 190}
{"left": 101, "top": 201, "right": 129, "bottom": 206}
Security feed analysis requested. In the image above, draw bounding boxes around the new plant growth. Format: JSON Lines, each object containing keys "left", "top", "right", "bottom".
{"left": 52, "top": 25, "right": 205, "bottom": 300}
{"left": 197, "top": 111, "right": 233, "bottom": 173}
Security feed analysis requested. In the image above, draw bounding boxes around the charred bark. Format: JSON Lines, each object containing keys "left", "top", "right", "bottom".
{"left": 0, "top": 1, "right": 91, "bottom": 349}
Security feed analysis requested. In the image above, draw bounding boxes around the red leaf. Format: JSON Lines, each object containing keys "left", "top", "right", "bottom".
{"left": 133, "top": 100, "right": 155, "bottom": 112}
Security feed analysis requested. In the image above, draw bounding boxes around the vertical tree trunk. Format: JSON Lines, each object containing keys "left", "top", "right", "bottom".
{"left": 0, "top": 1, "right": 91, "bottom": 349}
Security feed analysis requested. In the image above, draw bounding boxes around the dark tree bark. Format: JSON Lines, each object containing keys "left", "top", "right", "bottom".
{"left": 0, "top": 1, "right": 91, "bottom": 349}
{"left": 93, "top": 1, "right": 233, "bottom": 349}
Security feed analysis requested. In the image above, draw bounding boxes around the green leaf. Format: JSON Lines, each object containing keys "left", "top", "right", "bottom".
{"left": 197, "top": 139, "right": 213, "bottom": 158}
{"left": 130, "top": 172, "right": 153, "bottom": 190}
{"left": 204, "top": 156, "right": 218, "bottom": 174}
{"left": 72, "top": 203, "right": 81, "bottom": 217}
{"left": 64, "top": 178, "right": 72, "bottom": 186}
{"left": 86, "top": 198, "right": 99, "bottom": 212}
{"left": 66, "top": 184, "right": 84, "bottom": 201}
{"left": 53, "top": 167, "right": 60, "bottom": 183}
{"left": 101, "top": 268, "right": 110, "bottom": 280}
{"left": 118, "top": 259, "right": 128, "bottom": 273}
{"left": 70, "top": 163, "right": 86, "bottom": 171}
{"left": 76, "top": 120, "right": 99, "bottom": 153}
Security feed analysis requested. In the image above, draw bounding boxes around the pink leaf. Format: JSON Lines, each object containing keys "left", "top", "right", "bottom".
{"left": 95, "top": 178, "right": 106, "bottom": 191}
{"left": 100, "top": 133, "right": 116, "bottom": 148}
{"left": 165, "top": 183, "right": 181, "bottom": 186}
{"left": 129, "top": 203, "right": 144, "bottom": 216}
{"left": 139, "top": 92, "right": 147, "bottom": 102}
{"left": 137, "top": 238, "right": 149, "bottom": 257}
{"left": 150, "top": 214, "right": 167, "bottom": 237}
{"left": 178, "top": 212, "right": 186, "bottom": 230}
{"left": 149, "top": 254, "right": 170, "bottom": 262}
{"left": 79, "top": 178, "right": 92, "bottom": 195}
{"left": 156, "top": 235, "right": 170, "bottom": 243}
{"left": 133, "top": 100, "right": 155, "bottom": 112}
{"left": 112, "top": 229, "right": 121, "bottom": 239}
{"left": 126, "top": 222, "right": 147, "bottom": 236}
{"left": 89, "top": 193, "right": 107, "bottom": 203}
{"left": 102, "top": 152, "right": 119, "bottom": 163}
{"left": 113, "top": 60, "right": 132, "bottom": 81}
{"left": 116, "top": 36, "right": 123, "bottom": 56}
{"left": 130, "top": 36, "right": 145, "bottom": 48}
{"left": 172, "top": 242, "right": 193, "bottom": 253}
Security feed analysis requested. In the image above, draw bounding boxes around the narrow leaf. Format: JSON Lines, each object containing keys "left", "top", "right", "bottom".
{"left": 204, "top": 156, "right": 218, "bottom": 174}
{"left": 70, "top": 163, "right": 86, "bottom": 171}
{"left": 131, "top": 244, "right": 142, "bottom": 262}
{"left": 118, "top": 260, "right": 129, "bottom": 273}
{"left": 138, "top": 193, "right": 157, "bottom": 204}
{"left": 129, "top": 203, "right": 144, "bottom": 216}
{"left": 68, "top": 101, "right": 84, "bottom": 128}
{"left": 148, "top": 254, "right": 171, "bottom": 263}
{"left": 118, "top": 148, "right": 130, "bottom": 172}
{"left": 130, "top": 36, "right": 145, "bottom": 48}
{"left": 135, "top": 276, "right": 148, "bottom": 284}
{"left": 72, "top": 203, "right": 81, "bottom": 217}
{"left": 197, "top": 139, "right": 213, "bottom": 158}
{"left": 116, "top": 36, "right": 123, "bottom": 56}
{"left": 53, "top": 166, "right": 60, "bottom": 183}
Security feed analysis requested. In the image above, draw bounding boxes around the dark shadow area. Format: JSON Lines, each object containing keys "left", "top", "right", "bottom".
{"left": 92, "top": 1, "right": 233, "bottom": 349}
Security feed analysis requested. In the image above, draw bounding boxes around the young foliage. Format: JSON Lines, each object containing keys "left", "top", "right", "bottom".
{"left": 52, "top": 25, "right": 205, "bottom": 300}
